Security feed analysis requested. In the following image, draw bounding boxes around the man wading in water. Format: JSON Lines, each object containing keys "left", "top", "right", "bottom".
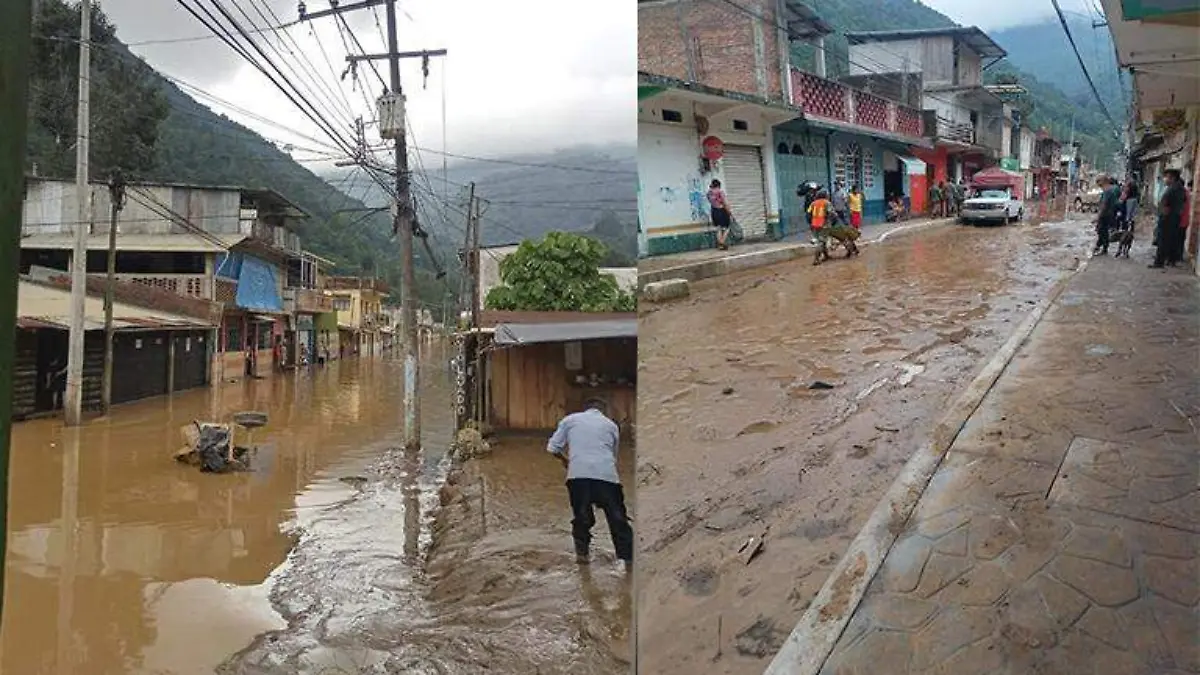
{"left": 548, "top": 398, "right": 633, "bottom": 570}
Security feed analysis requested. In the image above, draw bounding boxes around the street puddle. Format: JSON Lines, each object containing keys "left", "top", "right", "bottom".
{"left": 2, "top": 347, "right": 626, "bottom": 674}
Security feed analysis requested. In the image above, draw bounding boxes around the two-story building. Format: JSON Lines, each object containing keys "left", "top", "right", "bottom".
{"left": 845, "top": 27, "right": 1009, "bottom": 190}
{"left": 325, "top": 276, "right": 389, "bottom": 358}
{"left": 20, "top": 178, "right": 323, "bottom": 387}
{"left": 638, "top": 0, "right": 933, "bottom": 254}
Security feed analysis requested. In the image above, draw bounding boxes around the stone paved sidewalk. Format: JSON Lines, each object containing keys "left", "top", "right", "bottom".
{"left": 820, "top": 254, "right": 1199, "bottom": 675}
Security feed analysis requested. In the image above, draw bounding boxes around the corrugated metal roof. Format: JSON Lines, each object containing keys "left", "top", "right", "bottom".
{"left": 492, "top": 320, "right": 637, "bottom": 346}
{"left": 19, "top": 233, "right": 246, "bottom": 253}
{"left": 17, "top": 281, "right": 216, "bottom": 332}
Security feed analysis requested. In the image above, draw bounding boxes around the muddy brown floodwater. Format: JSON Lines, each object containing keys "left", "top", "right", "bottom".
{"left": 636, "top": 220, "right": 1094, "bottom": 675}
{"left": 2, "top": 342, "right": 626, "bottom": 674}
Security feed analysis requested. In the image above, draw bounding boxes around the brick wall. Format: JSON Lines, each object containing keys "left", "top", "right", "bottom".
{"left": 639, "top": 0, "right": 787, "bottom": 101}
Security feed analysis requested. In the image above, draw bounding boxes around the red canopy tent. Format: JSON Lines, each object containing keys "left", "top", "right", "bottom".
{"left": 970, "top": 167, "right": 1025, "bottom": 193}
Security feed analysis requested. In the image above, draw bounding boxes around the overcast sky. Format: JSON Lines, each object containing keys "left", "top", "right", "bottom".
{"left": 98, "top": 0, "right": 635, "bottom": 166}
{"left": 922, "top": 0, "right": 1100, "bottom": 30}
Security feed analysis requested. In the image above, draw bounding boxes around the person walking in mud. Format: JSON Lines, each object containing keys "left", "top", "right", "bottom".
{"left": 548, "top": 398, "right": 632, "bottom": 569}
{"left": 831, "top": 179, "right": 850, "bottom": 227}
{"left": 707, "top": 179, "right": 733, "bottom": 250}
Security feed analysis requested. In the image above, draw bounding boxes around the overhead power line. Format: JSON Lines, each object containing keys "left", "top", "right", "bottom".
{"left": 1049, "top": 0, "right": 1122, "bottom": 139}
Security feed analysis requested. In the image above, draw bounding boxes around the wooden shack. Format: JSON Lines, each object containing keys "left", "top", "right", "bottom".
{"left": 481, "top": 313, "right": 636, "bottom": 431}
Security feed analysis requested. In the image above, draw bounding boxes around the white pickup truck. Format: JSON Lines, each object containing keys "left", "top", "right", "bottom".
{"left": 960, "top": 188, "right": 1024, "bottom": 225}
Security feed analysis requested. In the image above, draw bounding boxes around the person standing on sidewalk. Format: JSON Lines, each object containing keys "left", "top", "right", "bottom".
{"left": 928, "top": 181, "right": 943, "bottom": 217}
{"left": 1094, "top": 175, "right": 1120, "bottom": 256}
{"left": 708, "top": 179, "right": 733, "bottom": 251}
{"left": 831, "top": 180, "right": 850, "bottom": 227}
{"left": 1152, "top": 168, "right": 1187, "bottom": 268}
{"left": 548, "top": 398, "right": 632, "bottom": 568}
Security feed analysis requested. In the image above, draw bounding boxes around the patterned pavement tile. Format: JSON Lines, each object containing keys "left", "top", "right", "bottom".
{"left": 820, "top": 260, "right": 1200, "bottom": 674}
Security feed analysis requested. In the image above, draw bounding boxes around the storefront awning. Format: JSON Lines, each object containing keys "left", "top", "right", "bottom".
{"left": 492, "top": 319, "right": 637, "bottom": 346}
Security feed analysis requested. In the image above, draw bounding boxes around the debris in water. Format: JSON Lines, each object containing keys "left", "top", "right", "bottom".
{"left": 855, "top": 378, "right": 890, "bottom": 400}
{"left": 896, "top": 362, "right": 925, "bottom": 387}
{"left": 722, "top": 386, "right": 735, "bottom": 395}
{"left": 875, "top": 425, "right": 900, "bottom": 433}
{"left": 809, "top": 381, "right": 836, "bottom": 390}
{"left": 1085, "top": 344, "right": 1114, "bottom": 357}
{"left": 739, "top": 530, "right": 767, "bottom": 565}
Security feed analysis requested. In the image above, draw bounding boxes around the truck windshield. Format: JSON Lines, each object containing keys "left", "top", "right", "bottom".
{"left": 977, "top": 189, "right": 1009, "bottom": 199}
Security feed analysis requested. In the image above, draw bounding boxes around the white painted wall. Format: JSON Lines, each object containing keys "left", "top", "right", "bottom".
{"left": 848, "top": 39, "right": 924, "bottom": 76}
{"left": 925, "top": 92, "right": 974, "bottom": 125}
{"left": 637, "top": 92, "right": 779, "bottom": 236}
{"left": 1018, "top": 128, "right": 1034, "bottom": 169}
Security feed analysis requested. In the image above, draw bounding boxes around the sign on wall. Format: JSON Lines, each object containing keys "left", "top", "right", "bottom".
{"left": 701, "top": 136, "right": 725, "bottom": 161}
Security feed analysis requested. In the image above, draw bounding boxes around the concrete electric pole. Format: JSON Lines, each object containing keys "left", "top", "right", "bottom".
{"left": 101, "top": 170, "right": 126, "bottom": 413}
{"left": 299, "top": 0, "right": 445, "bottom": 451}
{"left": 65, "top": 0, "right": 92, "bottom": 425}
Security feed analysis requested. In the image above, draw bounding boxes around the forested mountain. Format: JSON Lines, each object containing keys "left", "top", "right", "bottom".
{"left": 23, "top": 0, "right": 636, "bottom": 309}
{"left": 321, "top": 146, "right": 637, "bottom": 265}
{"left": 790, "top": 0, "right": 1123, "bottom": 165}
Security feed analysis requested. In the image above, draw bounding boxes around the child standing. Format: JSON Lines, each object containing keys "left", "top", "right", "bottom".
{"left": 848, "top": 184, "right": 863, "bottom": 230}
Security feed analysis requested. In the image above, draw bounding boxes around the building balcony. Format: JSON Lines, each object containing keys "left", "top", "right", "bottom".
{"left": 283, "top": 287, "right": 334, "bottom": 314}
{"left": 88, "top": 273, "right": 213, "bottom": 300}
{"left": 790, "top": 68, "right": 925, "bottom": 140}
{"left": 921, "top": 111, "right": 976, "bottom": 146}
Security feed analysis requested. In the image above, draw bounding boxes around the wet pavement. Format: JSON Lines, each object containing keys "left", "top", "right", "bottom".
{"left": 2, "top": 345, "right": 623, "bottom": 674}
{"left": 822, "top": 241, "right": 1199, "bottom": 674}
{"left": 636, "top": 218, "right": 1096, "bottom": 675}
{"left": 637, "top": 217, "right": 955, "bottom": 279}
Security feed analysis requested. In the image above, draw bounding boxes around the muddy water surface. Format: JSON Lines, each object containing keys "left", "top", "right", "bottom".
{"left": 636, "top": 220, "right": 1093, "bottom": 675}
{"left": 3, "top": 343, "right": 622, "bottom": 675}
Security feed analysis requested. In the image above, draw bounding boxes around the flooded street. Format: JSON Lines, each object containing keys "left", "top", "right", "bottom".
{"left": 2, "top": 342, "right": 624, "bottom": 674}
{"left": 636, "top": 219, "right": 1094, "bottom": 675}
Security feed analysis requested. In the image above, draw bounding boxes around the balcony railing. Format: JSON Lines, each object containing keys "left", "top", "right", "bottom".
{"left": 921, "top": 111, "right": 976, "bottom": 145}
{"left": 89, "top": 273, "right": 213, "bottom": 300}
{"left": 283, "top": 287, "right": 334, "bottom": 314}
{"left": 790, "top": 68, "right": 924, "bottom": 139}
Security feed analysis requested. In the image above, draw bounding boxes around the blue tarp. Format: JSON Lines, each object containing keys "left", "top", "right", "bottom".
{"left": 234, "top": 255, "right": 283, "bottom": 312}
{"left": 215, "top": 252, "right": 241, "bottom": 280}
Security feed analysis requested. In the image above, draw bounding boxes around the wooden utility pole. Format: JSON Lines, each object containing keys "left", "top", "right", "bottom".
{"left": 465, "top": 183, "right": 485, "bottom": 424}
{"left": 65, "top": 0, "right": 92, "bottom": 426}
{"left": 101, "top": 170, "right": 125, "bottom": 413}
{"left": 1, "top": 0, "right": 36, "bottom": 626}
{"left": 301, "top": 0, "right": 445, "bottom": 451}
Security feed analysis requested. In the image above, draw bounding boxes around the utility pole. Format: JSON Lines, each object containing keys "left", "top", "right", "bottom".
{"left": 101, "top": 170, "right": 125, "bottom": 414}
{"left": 1, "top": 0, "right": 36, "bottom": 626}
{"left": 465, "top": 184, "right": 485, "bottom": 424}
{"left": 299, "top": 0, "right": 445, "bottom": 451}
{"left": 65, "top": 0, "right": 92, "bottom": 426}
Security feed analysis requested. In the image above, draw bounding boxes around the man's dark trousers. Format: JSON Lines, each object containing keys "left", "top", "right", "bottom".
{"left": 567, "top": 478, "right": 633, "bottom": 562}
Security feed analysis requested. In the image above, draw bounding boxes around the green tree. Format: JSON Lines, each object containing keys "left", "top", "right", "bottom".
{"left": 485, "top": 231, "right": 635, "bottom": 312}
{"left": 27, "top": 0, "right": 169, "bottom": 179}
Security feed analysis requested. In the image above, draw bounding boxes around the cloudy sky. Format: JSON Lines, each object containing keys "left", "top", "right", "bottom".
{"left": 98, "top": 0, "right": 635, "bottom": 164}
{"left": 922, "top": 0, "right": 1099, "bottom": 30}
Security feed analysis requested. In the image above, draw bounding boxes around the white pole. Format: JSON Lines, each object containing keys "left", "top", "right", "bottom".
{"left": 64, "top": 0, "right": 91, "bottom": 426}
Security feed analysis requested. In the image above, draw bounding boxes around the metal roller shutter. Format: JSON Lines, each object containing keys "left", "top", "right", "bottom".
{"left": 722, "top": 145, "right": 768, "bottom": 239}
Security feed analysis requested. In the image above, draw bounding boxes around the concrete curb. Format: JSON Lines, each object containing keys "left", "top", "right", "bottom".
{"left": 763, "top": 255, "right": 1092, "bottom": 675}
{"left": 637, "top": 218, "right": 956, "bottom": 288}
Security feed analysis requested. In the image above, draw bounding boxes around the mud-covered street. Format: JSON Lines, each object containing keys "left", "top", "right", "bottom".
{"left": 636, "top": 219, "right": 1095, "bottom": 675}
{"left": 1, "top": 345, "right": 626, "bottom": 675}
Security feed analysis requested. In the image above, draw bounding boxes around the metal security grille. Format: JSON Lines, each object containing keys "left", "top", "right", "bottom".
{"left": 722, "top": 145, "right": 768, "bottom": 239}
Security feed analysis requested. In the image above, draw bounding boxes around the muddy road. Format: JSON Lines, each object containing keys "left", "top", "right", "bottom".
{"left": 636, "top": 219, "right": 1094, "bottom": 675}
{"left": 2, "top": 344, "right": 625, "bottom": 675}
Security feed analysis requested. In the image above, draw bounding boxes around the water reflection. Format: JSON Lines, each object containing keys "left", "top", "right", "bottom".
{"left": 2, "top": 348, "right": 452, "bottom": 675}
